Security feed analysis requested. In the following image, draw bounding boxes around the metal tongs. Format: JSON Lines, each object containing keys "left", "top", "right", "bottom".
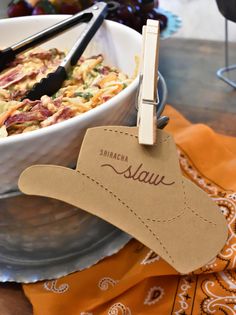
{"left": 0, "top": 2, "right": 108, "bottom": 100}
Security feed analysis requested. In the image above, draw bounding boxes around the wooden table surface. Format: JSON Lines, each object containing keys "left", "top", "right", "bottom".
{"left": 159, "top": 38, "right": 236, "bottom": 136}
{"left": 1, "top": 38, "right": 236, "bottom": 315}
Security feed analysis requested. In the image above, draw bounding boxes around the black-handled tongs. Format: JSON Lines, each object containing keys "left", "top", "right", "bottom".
{"left": 0, "top": 2, "right": 108, "bottom": 100}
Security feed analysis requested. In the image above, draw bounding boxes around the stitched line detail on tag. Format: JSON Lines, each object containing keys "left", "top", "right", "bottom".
{"left": 77, "top": 170, "right": 174, "bottom": 264}
{"left": 103, "top": 129, "right": 170, "bottom": 144}
{"left": 102, "top": 129, "right": 216, "bottom": 226}
{"left": 182, "top": 179, "right": 217, "bottom": 226}
{"left": 187, "top": 207, "right": 216, "bottom": 225}
{"left": 146, "top": 210, "right": 185, "bottom": 223}
{"left": 104, "top": 129, "right": 138, "bottom": 139}
{"left": 146, "top": 180, "right": 217, "bottom": 225}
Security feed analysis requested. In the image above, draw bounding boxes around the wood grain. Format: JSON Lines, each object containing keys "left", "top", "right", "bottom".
{"left": 1, "top": 38, "right": 236, "bottom": 315}
{"left": 159, "top": 38, "right": 236, "bottom": 115}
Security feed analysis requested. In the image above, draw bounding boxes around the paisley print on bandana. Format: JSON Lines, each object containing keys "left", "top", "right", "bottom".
{"left": 140, "top": 250, "right": 160, "bottom": 265}
{"left": 108, "top": 302, "right": 131, "bottom": 315}
{"left": 43, "top": 280, "right": 69, "bottom": 294}
{"left": 98, "top": 277, "right": 119, "bottom": 291}
{"left": 144, "top": 286, "right": 164, "bottom": 305}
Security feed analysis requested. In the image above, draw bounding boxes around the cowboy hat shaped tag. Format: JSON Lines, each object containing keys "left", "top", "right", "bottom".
{"left": 18, "top": 126, "right": 228, "bottom": 273}
{"left": 18, "top": 20, "right": 227, "bottom": 273}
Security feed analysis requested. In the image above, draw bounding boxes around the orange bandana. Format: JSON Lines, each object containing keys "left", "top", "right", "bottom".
{"left": 23, "top": 105, "right": 236, "bottom": 315}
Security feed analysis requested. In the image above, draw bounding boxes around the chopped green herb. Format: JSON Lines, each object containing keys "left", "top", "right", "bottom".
{"left": 122, "top": 83, "right": 128, "bottom": 89}
{"left": 90, "top": 72, "right": 97, "bottom": 77}
{"left": 74, "top": 92, "right": 93, "bottom": 100}
{"left": 87, "top": 72, "right": 96, "bottom": 79}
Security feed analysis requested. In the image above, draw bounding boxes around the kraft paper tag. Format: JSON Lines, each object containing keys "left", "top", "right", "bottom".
{"left": 18, "top": 126, "right": 228, "bottom": 273}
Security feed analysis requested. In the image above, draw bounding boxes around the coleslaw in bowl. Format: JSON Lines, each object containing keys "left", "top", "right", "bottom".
{"left": 0, "top": 16, "right": 141, "bottom": 193}
{"left": 0, "top": 15, "right": 167, "bottom": 194}
{"left": 0, "top": 49, "right": 134, "bottom": 137}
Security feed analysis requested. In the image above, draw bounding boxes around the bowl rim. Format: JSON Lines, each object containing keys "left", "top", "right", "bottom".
{"left": 0, "top": 17, "right": 141, "bottom": 145}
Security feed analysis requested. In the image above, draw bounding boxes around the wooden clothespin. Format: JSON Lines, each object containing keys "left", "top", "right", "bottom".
{"left": 137, "top": 19, "right": 160, "bottom": 145}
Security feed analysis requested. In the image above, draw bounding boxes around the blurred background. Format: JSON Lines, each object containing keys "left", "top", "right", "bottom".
{"left": 1, "top": 0, "right": 169, "bottom": 34}
{"left": 2, "top": 0, "right": 236, "bottom": 41}
{"left": 162, "top": 0, "right": 236, "bottom": 41}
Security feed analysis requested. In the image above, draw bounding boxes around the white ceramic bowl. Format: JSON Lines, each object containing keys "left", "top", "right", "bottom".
{"left": 0, "top": 16, "right": 142, "bottom": 193}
